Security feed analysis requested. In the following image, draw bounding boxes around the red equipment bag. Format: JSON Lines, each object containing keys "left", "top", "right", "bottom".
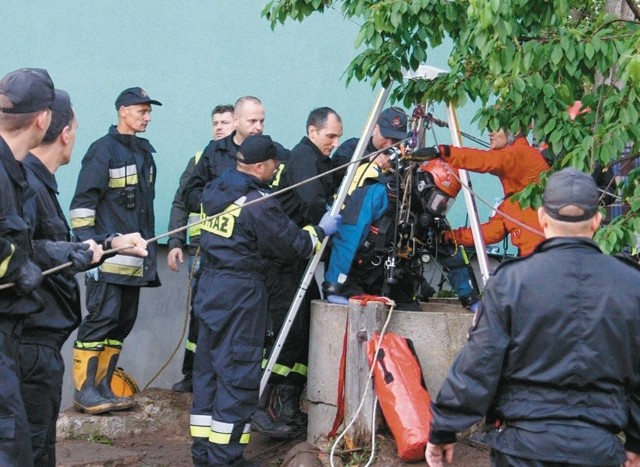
{"left": 367, "top": 332, "right": 432, "bottom": 462}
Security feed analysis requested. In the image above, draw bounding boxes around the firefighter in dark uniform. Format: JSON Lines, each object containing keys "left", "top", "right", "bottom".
{"left": 69, "top": 87, "right": 160, "bottom": 415}
{"left": 189, "top": 135, "right": 339, "bottom": 466}
{"left": 167, "top": 104, "right": 235, "bottom": 393}
{"left": 426, "top": 168, "right": 640, "bottom": 467}
{"left": 182, "top": 96, "right": 289, "bottom": 215}
{"left": 19, "top": 89, "right": 100, "bottom": 467}
{"left": 252, "top": 107, "right": 343, "bottom": 439}
{"left": 0, "top": 67, "right": 58, "bottom": 467}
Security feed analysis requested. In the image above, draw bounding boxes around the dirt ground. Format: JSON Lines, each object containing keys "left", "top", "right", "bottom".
{"left": 56, "top": 388, "right": 491, "bottom": 466}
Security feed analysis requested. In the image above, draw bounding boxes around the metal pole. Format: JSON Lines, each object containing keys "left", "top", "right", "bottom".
{"left": 259, "top": 86, "right": 393, "bottom": 397}
{"left": 444, "top": 104, "right": 491, "bottom": 284}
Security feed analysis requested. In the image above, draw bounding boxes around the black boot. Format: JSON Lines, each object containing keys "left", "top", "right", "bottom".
{"left": 251, "top": 383, "right": 301, "bottom": 439}
{"left": 251, "top": 384, "right": 307, "bottom": 439}
{"left": 172, "top": 372, "right": 193, "bottom": 392}
{"left": 97, "top": 346, "right": 135, "bottom": 411}
{"left": 274, "top": 384, "right": 307, "bottom": 429}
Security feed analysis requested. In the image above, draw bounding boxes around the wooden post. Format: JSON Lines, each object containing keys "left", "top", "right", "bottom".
{"left": 344, "top": 299, "right": 389, "bottom": 448}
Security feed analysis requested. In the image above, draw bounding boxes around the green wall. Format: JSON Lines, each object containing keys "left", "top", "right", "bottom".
{"left": 1, "top": 1, "right": 499, "bottom": 244}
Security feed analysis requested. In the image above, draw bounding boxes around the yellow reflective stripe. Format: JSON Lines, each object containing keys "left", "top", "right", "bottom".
{"left": 108, "top": 165, "right": 139, "bottom": 188}
{"left": 303, "top": 225, "right": 320, "bottom": 253}
{"left": 270, "top": 163, "right": 285, "bottom": 188}
{"left": 74, "top": 341, "right": 105, "bottom": 350}
{"left": 261, "top": 360, "right": 308, "bottom": 378}
{"left": 100, "top": 254, "right": 144, "bottom": 277}
{"left": 103, "top": 339, "right": 123, "bottom": 347}
{"left": 0, "top": 244, "right": 15, "bottom": 279}
{"left": 190, "top": 413, "right": 211, "bottom": 438}
{"left": 187, "top": 212, "right": 203, "bottom": 237}
{"left": 291, "top": 363, "right": 308, "bottom": 377}
{"left": 194, "top": 151, "right": 203, "bottom": 165}
{"left": 185, "top": 340, "right": 197, "bottom": 352}
{"left": 69, "top": 208, "right": 96, "bottom": 229}
{"left": 209, "top": 421, "right": 251, "bottom": 445}
{"left": 190, "top": 425, "right": 209, "bottom": 438}
{"left": 200, "top": 196, "right": 246, "bottom": 239}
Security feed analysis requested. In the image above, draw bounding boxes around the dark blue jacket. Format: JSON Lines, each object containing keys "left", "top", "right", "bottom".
{"left": 182, "top": 132, "right": 290, "bottom": 214}
{"left": 200, "top": 168, "right": 319, "bottom": 278}
{"left": 0, "top": 136, "right": 43, "bottom": 322}
{"left": 69, "top": 126, "right": 159, "bottom": 287}
{"left": 430, "top": 237, "right": 640, "bottom": 464}
{"left": 22, "top": 154, "right": 81, "bottom": 349}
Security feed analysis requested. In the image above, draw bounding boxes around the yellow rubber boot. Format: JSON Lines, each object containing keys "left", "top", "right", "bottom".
{"left": 97, "top": 345, "right": 135, "bottom": 411}
{"left": 72, "top": 347, "right": 118, "bottom": 415}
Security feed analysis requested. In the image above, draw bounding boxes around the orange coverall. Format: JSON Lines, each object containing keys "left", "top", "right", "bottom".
{"left": 442, "top": 137, "right": 549, "bottom": 257}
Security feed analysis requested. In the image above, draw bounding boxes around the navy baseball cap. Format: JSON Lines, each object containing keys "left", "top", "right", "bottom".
{"left": 115, "top": 87, "right": 162, "bottom": 109}
{"left": 378, "top": 107, "right": 409, "bottom": 141}
{"left": 237, "top": 135, "right": 277, "bottom": 164}
{"left": 543, "top": 167, "right": 599, "bottom": 222}
{"left": 51, "top": 89, "right": 72, "bottom": 114}
{"left": 0, "top": 68, "right": 55, "bottom": 114}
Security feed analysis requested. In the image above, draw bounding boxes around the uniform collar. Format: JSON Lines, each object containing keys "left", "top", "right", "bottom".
{"left": 24, "top": 152, "right": 58, "bottom": 193}
{"left": 300, "top": 136, "right": 327, "bottom": 162}
{"left": 535, "top": 236, "right": 601, "bottom": 254}
{"left": 108, "top": 125, "right": 156, "bottom": 154}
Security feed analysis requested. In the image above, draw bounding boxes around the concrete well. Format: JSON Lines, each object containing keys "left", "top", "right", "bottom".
{"left": 306, "top": 298, "right": 473, "bottom": 445}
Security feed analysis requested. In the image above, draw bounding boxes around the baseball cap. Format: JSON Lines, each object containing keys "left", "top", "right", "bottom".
{"left": 115, "top": 87, "right": 162, "bottom": 109}
{"left": 51, "top": 89, "right": 72, "bottom": 114}
{"left": 378, "top": 107, "right": 408, "bottom": 141}
{"left": 237, "top": 135, "right": 277, "bottom": 164}
{"left": 543, "top": 167, "right": 599, "bottom": 222}
{"left": 0, "top": 68, "right": 55, "bottom": 114}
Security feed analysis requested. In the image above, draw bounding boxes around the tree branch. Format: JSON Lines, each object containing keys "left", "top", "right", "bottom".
{"left": 624, "top": 0, "right": 640, "bottom": 21}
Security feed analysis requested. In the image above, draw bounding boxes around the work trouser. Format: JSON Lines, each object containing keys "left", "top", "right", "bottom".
{"left": 0, "top": 328, "right": 34, "bottom": 467}
{"left": 490, "top": 450, "right": 620, "bottom": 467}
{"left": 190, "top": 271, "right": 266, "bottom": 466}
{"left": 77, "top": 277, "right": 140, "bottom": 344}
{"left": 18, "top": 341, "right": 64, "bottom": 467}
{"left": 325, "top": 183, "right": 388, "bottom": 284}
{"left": 181, "top": 254, "right": 201, "bottom": 376}
{"left": 265, "top": 261, "right": 318, "bottom": 386}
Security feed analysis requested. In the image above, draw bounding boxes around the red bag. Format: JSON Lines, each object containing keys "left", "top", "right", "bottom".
{"left": 367, "top": 332, "right": 431, "bottom": 462}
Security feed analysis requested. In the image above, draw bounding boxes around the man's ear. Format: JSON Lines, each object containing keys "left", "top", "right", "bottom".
{"left": 60, "top": 125, "right": 70, "bottom": 145}
{"left": 537, "top": 207, "right": 549, "bottom": 230}
{"left": 35, "top": 110, "right": 50, "bottom": 130}
{"left": 591, "top": 211, "right": 603, "bottom": 232}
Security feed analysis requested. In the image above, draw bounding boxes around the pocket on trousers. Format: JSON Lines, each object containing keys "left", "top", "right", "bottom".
{"left": 0, "top": 416, "right": 16, "bottom": 440}
{"left": 230, "top": 344, "right": 262, "bottom": 390}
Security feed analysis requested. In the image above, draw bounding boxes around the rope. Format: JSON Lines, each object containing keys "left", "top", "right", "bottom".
{"left": 142, "top": 247, "right": 201, "bottom": 390}
{"left": 329, "top": 296, "right": 396, "bottom": 467}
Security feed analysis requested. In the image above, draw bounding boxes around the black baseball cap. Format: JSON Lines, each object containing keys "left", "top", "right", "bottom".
{"left": 0, "top": 68, "right": 55, "bottom": 114}
{"left": 51, "top": 89, "right": 72, "bottom": 114}
{"left": 378, "top": 107, "right": 408, "bottom": 141}
{"left": 115, "top": 87, "right": 162, "bottom": 109}
{"left": 237, "top": 135, "right": 277, "bottom": 164}
{"left": 543, "top": 167, "right": 599, "bottom": 222}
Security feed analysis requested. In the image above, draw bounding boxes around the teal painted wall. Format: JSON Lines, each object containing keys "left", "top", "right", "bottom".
{"left": 1, "top": 1, "right": 500, "bottom": 246}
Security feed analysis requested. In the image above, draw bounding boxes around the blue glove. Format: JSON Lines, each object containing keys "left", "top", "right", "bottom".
{"left": 318, "top": 212, "right": 341, "bottom": 237}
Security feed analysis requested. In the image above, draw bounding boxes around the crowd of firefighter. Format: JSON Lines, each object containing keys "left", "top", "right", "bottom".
{"left": 2, "top": 66, "right": 635, "bottom": 467}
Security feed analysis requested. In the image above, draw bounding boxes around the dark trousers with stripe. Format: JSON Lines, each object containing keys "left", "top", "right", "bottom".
{"left": 190, "top": 271, "right": 266, "bottom": 466}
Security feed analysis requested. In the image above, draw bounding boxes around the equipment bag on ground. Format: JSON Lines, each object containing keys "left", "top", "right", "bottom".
{"left": 367, "top": 332, "right": 432, "bottom": 462}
